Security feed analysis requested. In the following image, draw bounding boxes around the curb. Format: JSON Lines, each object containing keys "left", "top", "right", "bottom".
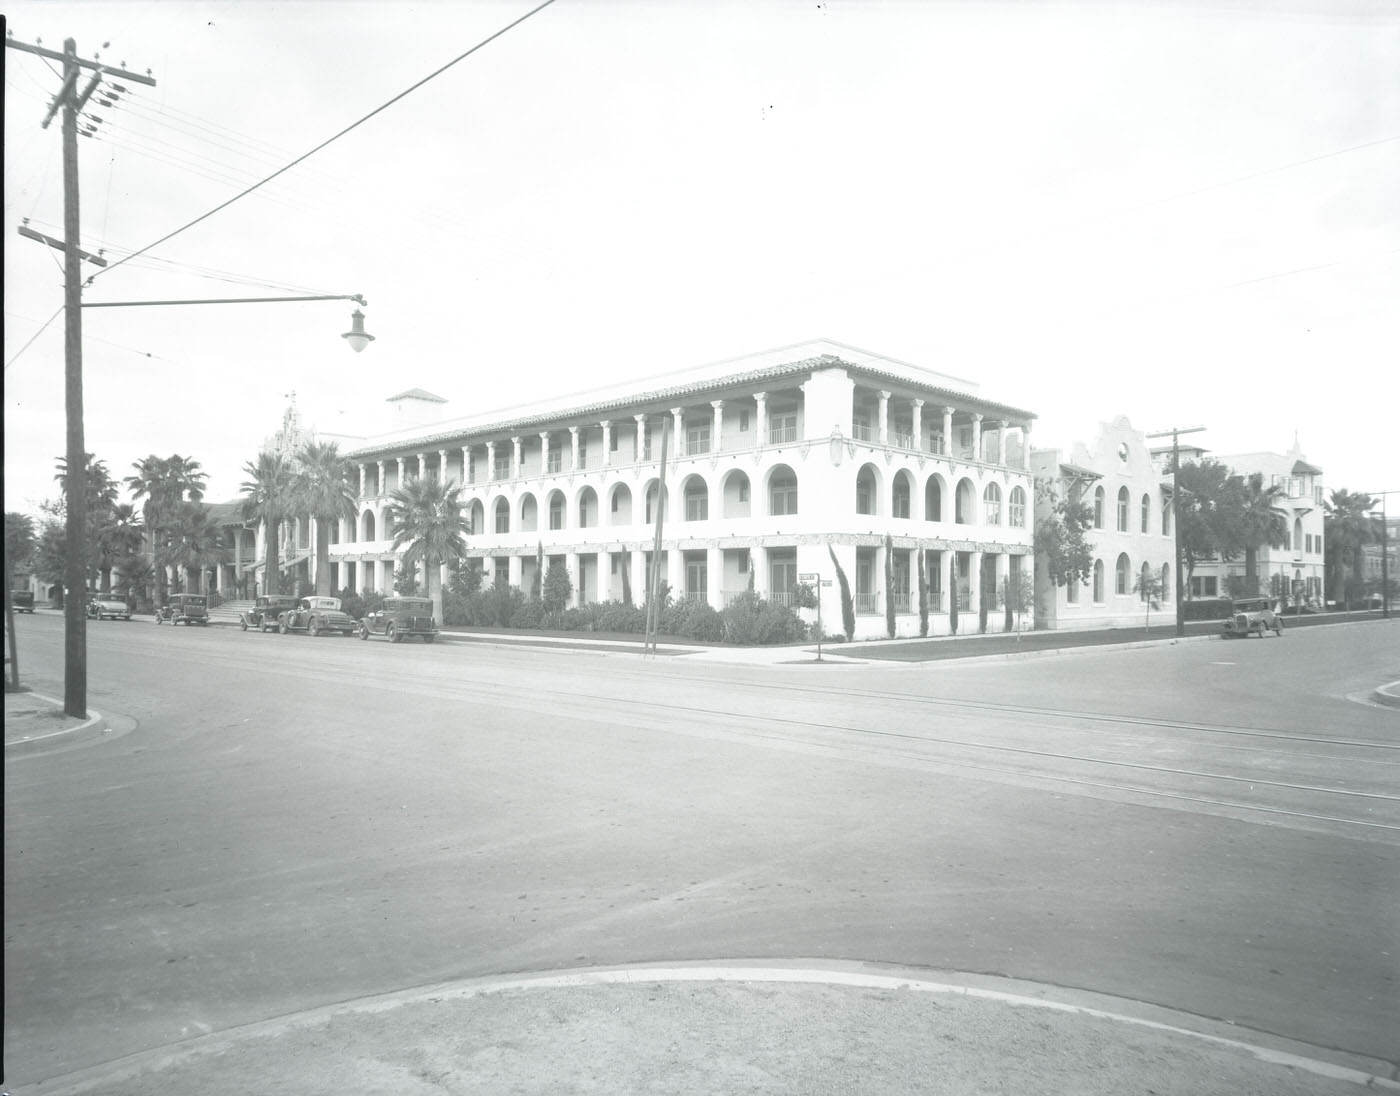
{"left": 1373, "top": 680, "right": 1400, "bottom": 709}
{"left": 4, "top": 692, "right": 110, "bottom": 757}
{"left": 12, "top": 960, "right": 1396, "bottom": 1096}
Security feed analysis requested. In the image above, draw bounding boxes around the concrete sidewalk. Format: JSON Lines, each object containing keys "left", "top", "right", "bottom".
{"left": 3, "top": 686, "right": 112, "bottom": 756}
{"left": 7, "top": 961, "right": 1394, "bottom": 1095}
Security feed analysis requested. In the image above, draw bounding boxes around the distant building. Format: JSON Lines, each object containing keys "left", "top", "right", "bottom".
{"left": 1032, "top": 417, "right": 1176, "bottom": 630}
{"left": 1362, "top": 514, "right": 1399, "bottom": 597}
{"left": 1154, "top": 441, "right": 1326, "bottom": 605}
{"left": 328, "top": 340, "right": 1038, "bottom": 639}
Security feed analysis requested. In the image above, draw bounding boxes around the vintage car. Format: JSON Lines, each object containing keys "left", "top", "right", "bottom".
{"left": 156, "top": 593, "right": 209, "bottom": 626}
{"left": 1221, "top": 597, "right": 1283, "bottom": 638}
{"left": 87, "top": 591, "right": 132, "bottom": 621}
{"left": 359, "top": 596, "right": 438, "bottom": 644}
{"left": 11, "top": 589, "right": 36, "bottom": 613}
{"left": 240, "top": 595, "right": 300, "bottom": 633}
{"left": 278, "top": 596, "right": 358, "bottom": 637}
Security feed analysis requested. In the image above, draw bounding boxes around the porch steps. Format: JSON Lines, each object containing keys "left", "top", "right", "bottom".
{"left": 209, "top": 599, "right": 253, "bottom": 625}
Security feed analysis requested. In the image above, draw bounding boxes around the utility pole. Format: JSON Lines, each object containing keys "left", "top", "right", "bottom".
{"left": 644, "top": 416, "right": 670, "bottom": 656}
{"left": 8, "top": 34, "right": 156, "bottom": 716}
{"left": 1147, "top": 426, "right": 1206, "bottom": 638}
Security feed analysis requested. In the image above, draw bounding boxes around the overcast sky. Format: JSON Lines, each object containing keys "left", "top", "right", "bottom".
{"left": 5, "top": 0, "right": 1398, "bottom": 517}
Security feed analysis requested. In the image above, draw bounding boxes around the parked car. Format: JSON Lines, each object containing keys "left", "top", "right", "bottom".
{"left": 87, "top": 591, "right": 132, "bottom": 621}
{"left": 1221, "top": 597, "right": 1283, "bottom": 638}
{"left": 278, "top": 596, "right": 358, "bottom": 637}
{"left": 359, "top": 596, "right": 438, "bottom": 644}
{"left": 10, "top": 589, "right": 36, "bottom": 613}
{"left": 156, "top": 593, "right": 209, "bottom": 626}
{"left": 240, "top": 595, "right": 300, "bottom": 633}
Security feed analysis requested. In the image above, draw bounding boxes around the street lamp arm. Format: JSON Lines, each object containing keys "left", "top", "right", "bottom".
{"left": 81, "top": 293, "right": 367, "bottom": 308}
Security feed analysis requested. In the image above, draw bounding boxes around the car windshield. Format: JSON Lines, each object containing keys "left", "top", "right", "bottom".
{"left": 307, "top": 598, "right": 341, "bottom": 610}
{"left": 184, "top": 596, "right": 207, "bottom": 606}
{"left": 392, "top": 599, "right": 432, "bottom": 610}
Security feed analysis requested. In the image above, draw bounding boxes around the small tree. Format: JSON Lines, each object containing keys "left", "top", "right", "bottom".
{"left": 393, "top": 566, "right": 421, "bottom": 595}
{"left": 542, "top": 558, "right": 572, "bottom": 621}
{"left": 1003, "top": 569, "right": 1035, "bottom": 638}
{"left": 884, "top": 533, "right": 896, "bottom": 639}
{"left": 1034, "top": 479, "right": 1095, "bottom": 590}
{"left": 828, "top": 546, "right": 855, "bottom": 641}
{"left": 1134, "top": 568, "right": 1165, "bottom": 632}
{"left": 917, "top": 548, "right": 929, "bottom": 637}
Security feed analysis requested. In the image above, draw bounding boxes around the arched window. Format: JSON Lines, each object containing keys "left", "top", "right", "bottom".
{"left": 1092, "top": 559, "right": 1104, "bottom": 602}
{"left": 1117, "top": 487, "right": 1130, "bottom": 532}
{"left": 955, "top": 478, "right": 976, "bottom": 524}
{"left": 855, "top": 466, "right": 877, "bottom": 516}
{"left": 548, "top": 491, "right": 565, "bottom": 531}
{"left": 770, "top": 468, "right": 798, "bottom": 516}
{"left": 578, "top": 486, "right": 598, "bottom": 528}
{"left": 361, "top": 510, "right": 376, "bottom": 541}
{"left": 983, "top": 482, "right": 1002, "bottom": 525}
{"left": 722, "top": 471, "right": 750, "bottom": 518}
{"left": 494, "top": 498, "right": 510, "bottom": 534}
{"left": 1116, "top": 553, "right": 1131, "bottom": 596}
{"left": 892, "top": 473, "right": 911, "bottom": 519}
{"left": 1009, "top": 486, "right": 1026, "bottom": 527}
{"left": 1140, "top": 561, "right": 1151, "bottom": 600}
{"left": 1141, "top": 493, "right": 1151, "bottom": 534}
{"left": 519, "top": 492, "right": 538, "bottom": 533}
{"left": 683, "top": 477, "right": 708, "bottom": 521}
{"left": 1293, "top": 517, "right": 1303, "bottom": 551}
{"left": 925, "top": 477, "right": 943, "bottom": 522}
{"left": 609, "top": 484, "right": 632, "bottom": 525}
{"left": 1094, "top": 486, "right": 1105, "bottom": 529}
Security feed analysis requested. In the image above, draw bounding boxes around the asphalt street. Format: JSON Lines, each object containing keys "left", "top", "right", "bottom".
{"left": 4, "top": 612, "right": 1398, "bottom": 1089}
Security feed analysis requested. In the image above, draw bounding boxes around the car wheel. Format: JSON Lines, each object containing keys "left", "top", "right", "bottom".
{"left": 279, "top": 620, "right": 289, "bottom": 635}
{"left": 308, "top": 618, "right": 321, "bottom": 638}
{"left": 359, "top": 624, "right": 369, "bottom": 640}
{"left": 241, "top": 619, "right": 248, "bottom": 631}
{"left": 387, "top": 623, "right": 399, "bottom": 644}
{"left": 423, "top": 634, "right": 435, "bottom": 644}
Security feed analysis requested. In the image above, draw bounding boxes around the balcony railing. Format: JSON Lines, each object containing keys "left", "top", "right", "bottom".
{"left": 768, "top": 424, "right": 798, "bottom": 445}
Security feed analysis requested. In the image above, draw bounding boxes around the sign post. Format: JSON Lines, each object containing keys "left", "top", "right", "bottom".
{"left": 800, "top": 573, "right": 831, "bottom": 663}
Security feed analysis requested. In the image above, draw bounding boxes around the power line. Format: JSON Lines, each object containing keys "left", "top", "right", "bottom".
{"left": 89, "top": 0, "right": 559, "bottom": 287}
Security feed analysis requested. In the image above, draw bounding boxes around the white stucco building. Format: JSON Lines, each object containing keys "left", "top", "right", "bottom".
{"left": 1031, "top": 416, "right": 1177, "bottom": 631}
{"left": 326, "top": 340, "right": 1037, "bottom": 640}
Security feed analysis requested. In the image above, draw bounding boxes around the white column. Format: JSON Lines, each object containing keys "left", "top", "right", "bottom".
{"left": 508, "top": 555, "right": 523, "bottom": 588}
{"left": 996, "top": 552, "right": 1010, "bottom": 629}
{"left": 416, "top": 452, "right": 426, "bottom": 480}
{"left": 395, "top": 457, "right": 405, "bottom": 490}
{"left": 540, "top": 432, "right": 551, "bottom": 476}
{"left": 911, "top": 399, "right": 924, "bottom": 451}
{"left": 598, "top": 551, "right": 614, "bottom": 603}
{"left": 942, "top": 407, "right": 953, "bottom": 455}
{"left": 569, "top": 426, "right": 580, "bottom": 471}
{"left": 630, "top": 549, "right": 648, "bottom": 606}
{"left": 357, "top": 464, "right": 366, "bottom": 499}
{"left": 462, "top": 446, "right": 472, "bottom": 484}
{"left": 666, "top": 545, "right": 683, "bottom": 600}
{"left": 752, "top": 545, "right": 768, "bottom": 597}
{"left": 707, "top": 546, "right": 723, "bottom": 610}
{"left": 439, "top": 449, "right": 449, "bottom": 482}
{"left": 941, "top": 550, "right": 953, "bottom": 617}
{"left": 878, "top": 390, "right": 890, "bottom": 446}
{"left": 486, "top": 442, "right": 497, "bottom": 481}
{"left": 634, "top": 413, "right": 647, "bottom": 463}
{"left": 601, "top": 421, "right": 612, "bottom": 468}
{"left": 566, "top": 552, "right": 580, "bottom": 606}
{"left": 995, "top": 422, "right": 1007, "bottom": 467}
{"left": 968, "top": 550, "right": 983, "bottom": 625}
{"left": 710, "top": 400, "right": 724, "bottom": 455}
{"left": 1022, "top": 424, "right": 1032, "bottom": 470}
{"left": 971, "top": 414, "right": 983, "bottom": 462}
{"left": 512, "top": 436, "right": 522, "bottom": 479}
{"left": 671, "top": 407, "right": 684, "bottom": 455}
{"left": 755, "top": 392, "right": 768, "bottom": 448}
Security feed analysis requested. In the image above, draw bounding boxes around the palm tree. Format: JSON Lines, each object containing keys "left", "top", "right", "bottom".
{"left": 96, "top": 503, "right": 145, "bottom": 594}
{"left": 295, "top": 440, "right": 358, "bottom": 596}
{"left": 386, "top": 475, "right": 468, "bottom": 624}
{"left": 1234, "top": 473, "right": 1288, "bottom": 595}
{"left": 126, "top": 455, "right": 208, "bottom": 606}
{"left": 159, "top": 502, "right": 227, "bottom": 593}
{"left": 55, "top": 453, "right": 119, "bottom": 591}
{"left": 1324, "top": 489, "right": 1378, "bottom": 604}
{"left": 241, "top": 451, "right": 294, "bottom": 597}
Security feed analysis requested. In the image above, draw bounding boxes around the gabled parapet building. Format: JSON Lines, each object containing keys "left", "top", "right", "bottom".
{"left": 1031, "top": 417, "right": 1177, "bottom": 631}
{"left": 328, "top": 340, "right": 1036, "bottom": 640}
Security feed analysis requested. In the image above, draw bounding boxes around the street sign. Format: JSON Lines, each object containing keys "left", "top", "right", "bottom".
{"left": 798, "top": 572, "right": 820, "bottom": 582}
{"left": 819, "top": 580, "right": 832, "bottom": 587}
